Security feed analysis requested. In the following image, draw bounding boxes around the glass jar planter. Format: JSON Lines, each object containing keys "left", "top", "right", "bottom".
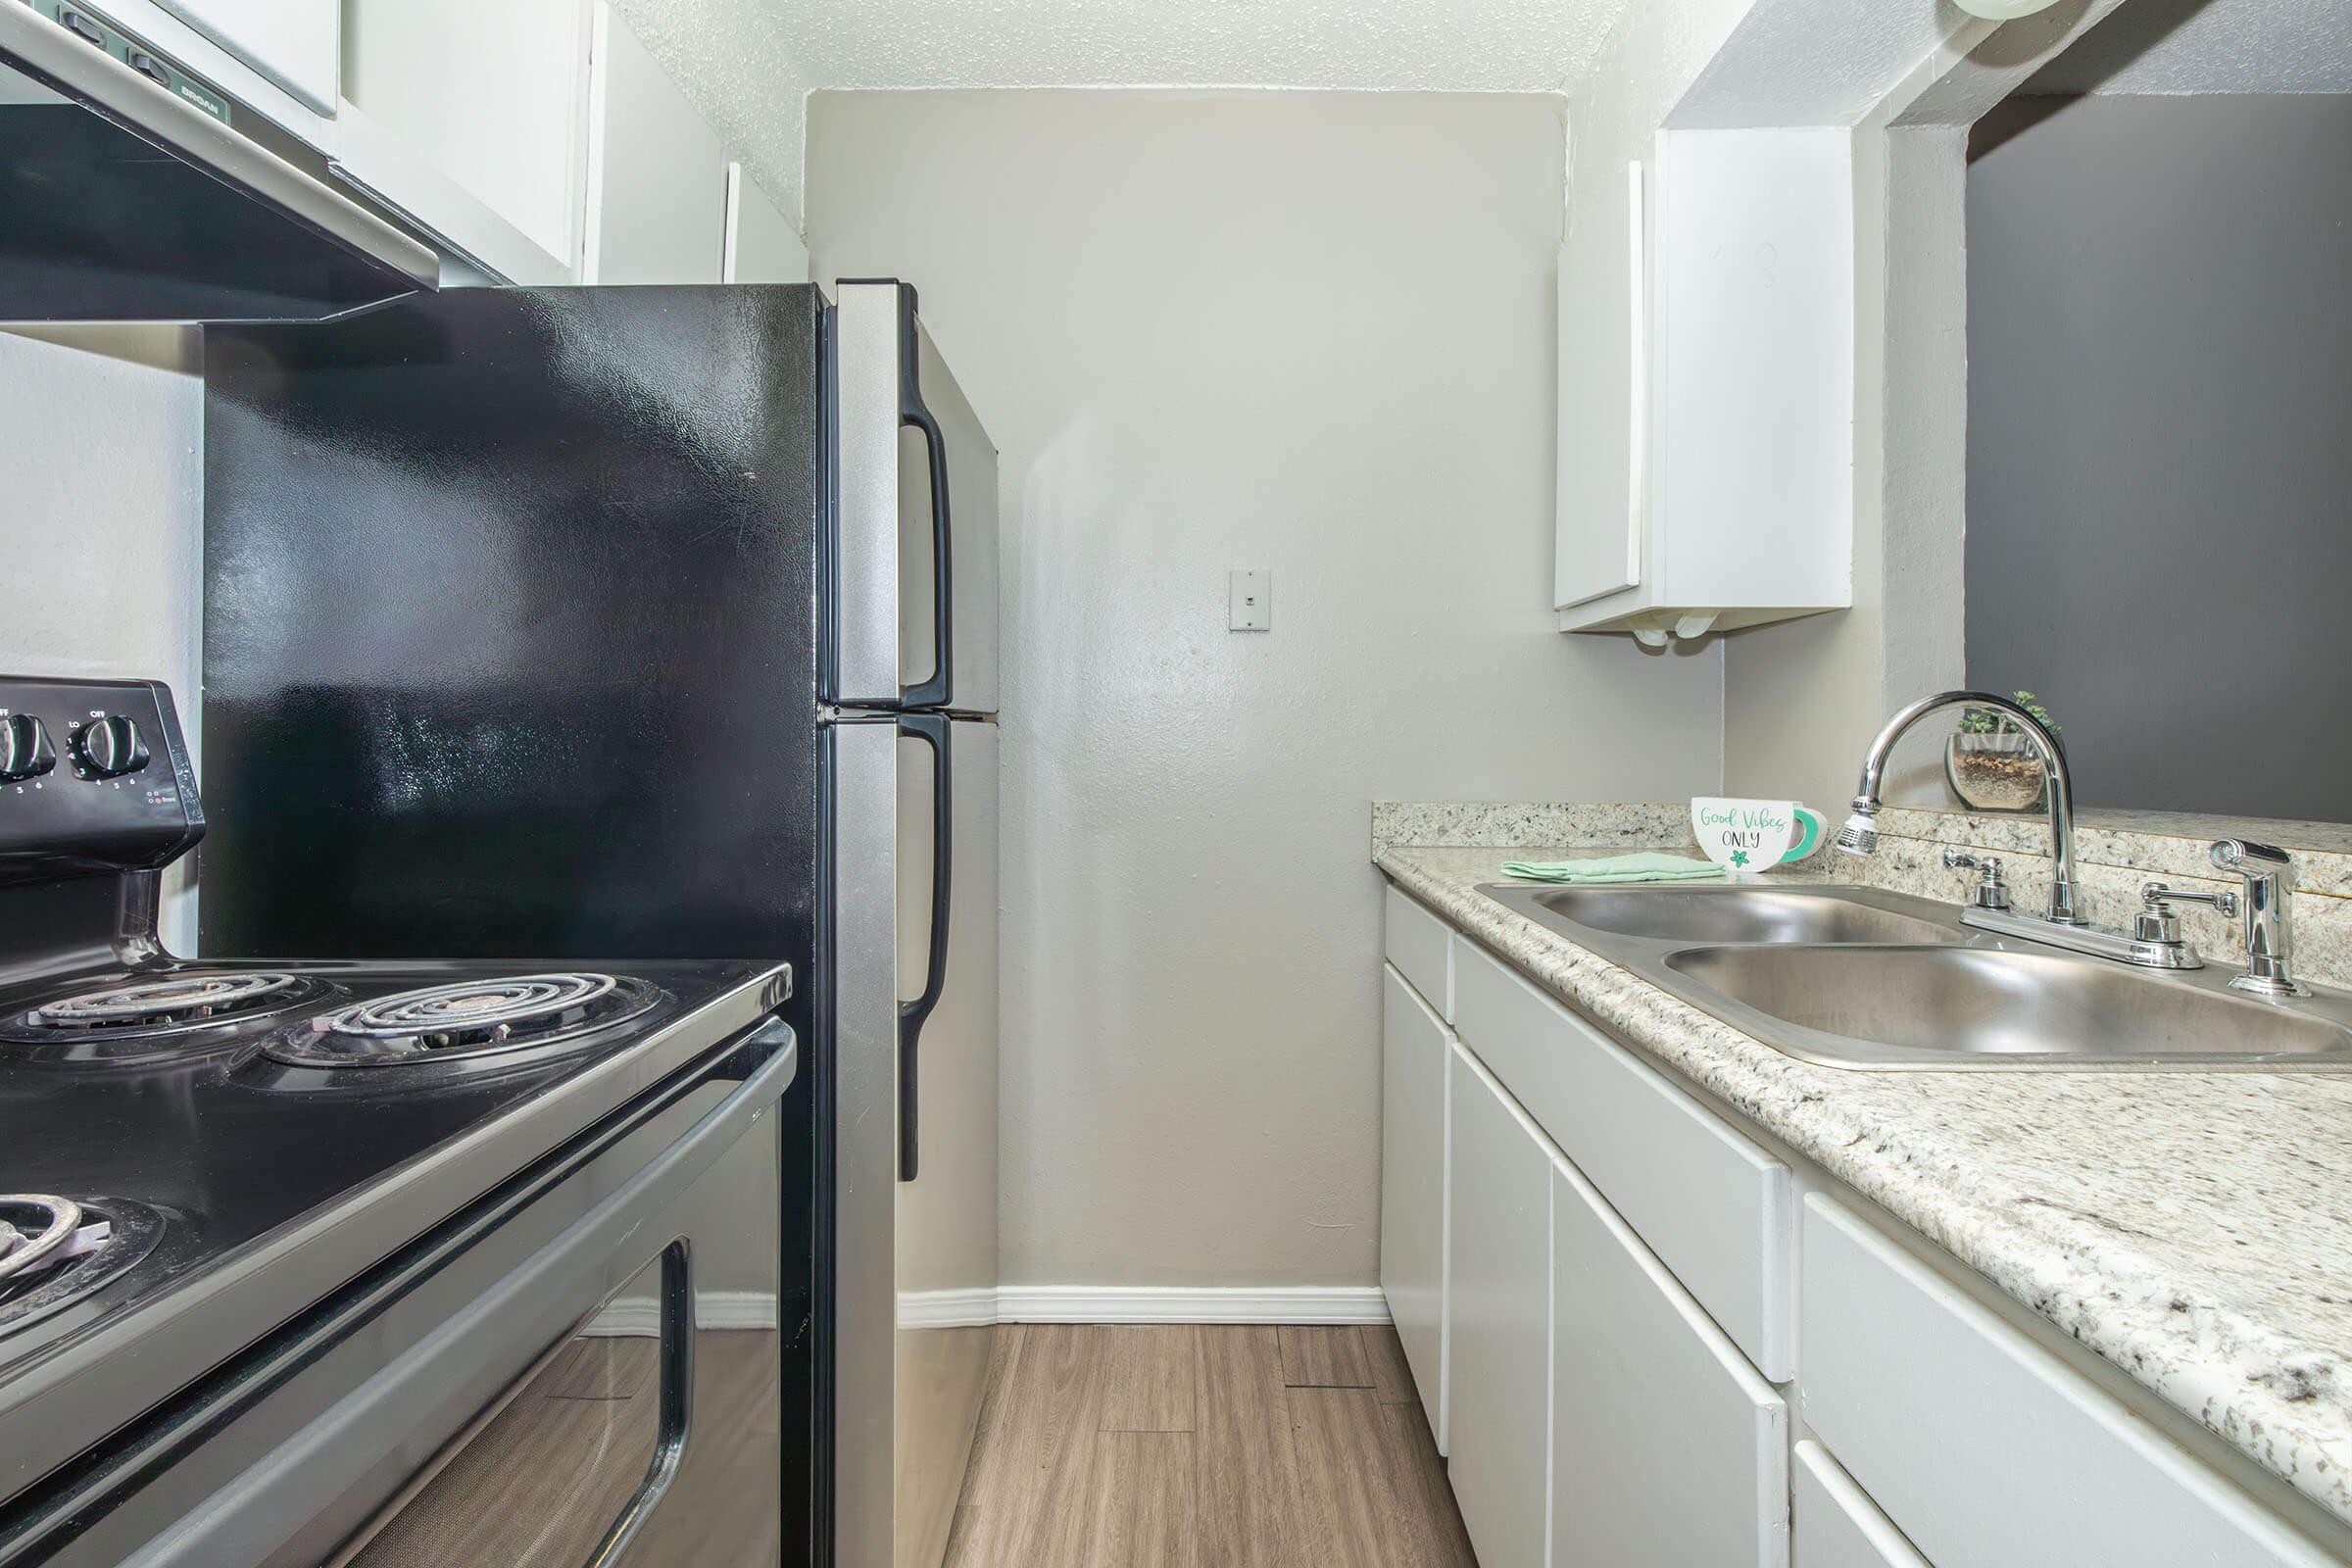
{"left": 1945, "top": 732, "right": 2048, "bottom": 813}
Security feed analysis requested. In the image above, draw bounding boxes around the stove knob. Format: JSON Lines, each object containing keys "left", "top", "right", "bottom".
{"left": 73, "top": 715, "right": 149, "bottom": 780}
{"left": 0, "top": 714, "right": 55, "bottom": 783}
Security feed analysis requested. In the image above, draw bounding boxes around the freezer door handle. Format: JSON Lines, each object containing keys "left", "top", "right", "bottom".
{"left": 897, "top": 287, "right": 955, "bottom": 710}
{"left": 897, "top": 712, "right": 952, "bottom": 1181}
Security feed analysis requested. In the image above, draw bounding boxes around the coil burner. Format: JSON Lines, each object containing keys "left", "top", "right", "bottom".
{"left": 0, "top": 972, "right": 338, "bottom": 1063}
{"left": 0, "top": 1195, "right": 165, "bottom": 1336}
{"left": 264, "top": 973, "right": 662, "bottom": 1071}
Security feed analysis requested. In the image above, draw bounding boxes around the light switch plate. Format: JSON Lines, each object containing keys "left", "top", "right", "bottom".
{"left": 1229, "top": 570, "right": 1272, "bottom": 632}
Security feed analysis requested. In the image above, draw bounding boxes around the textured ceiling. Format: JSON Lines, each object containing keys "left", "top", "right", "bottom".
{"left": 612, "top": 0, "right": 1634, "bottom": 237}
{"left": 777, "top": 0, "right": 1629, "bottom": 90}
{"left": 2027, "top": 0, "right": 2352, "bottom": 94}
{"left": 610, "top": 0, "right": 815, "bottom": 223}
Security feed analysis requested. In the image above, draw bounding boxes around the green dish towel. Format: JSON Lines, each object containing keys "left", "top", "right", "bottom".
{"left": 1500, "top": 852, "right": 1724, "bottom": 885}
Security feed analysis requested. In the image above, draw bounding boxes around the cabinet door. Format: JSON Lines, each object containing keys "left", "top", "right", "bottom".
{"left": 1550, "top": 1154, "right": 1787, "bottom": 1567}
{"left": 154, "top": 0, "right": 337, "bottom": 112}
{"left": 1452, "top": 939, "right": 1792, "bottom": 1380}
{"left": 582, "top": 3, "right": 727, "bottom": 284}
{"left": 1554, "top": 160, "right": 1644, "bottom": 611}
{"left": 1792, "top": 1442, "right": 1931, "bottom": 1568}
{"left": 339, "top": 0, "right": 593, "bottom": 282}
{"left": 1446, "top": 1044, "right": 1552, "bottom": 1568}
{"left": 1380, "top": 963, "right": 1447, "bottom": 1447}
{"left": 723, "top": 164, "right": 810, "bottom": 284}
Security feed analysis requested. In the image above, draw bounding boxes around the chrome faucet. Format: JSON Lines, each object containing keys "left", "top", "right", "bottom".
{"left": 1837, "top": 691, "right": 2212, "bottom": 971}
{"left": 1836, "top": 691, "right": 2083, "bottom": 925}
{"left": 2210, "top": 840, "right": 2309, "bottom": 997}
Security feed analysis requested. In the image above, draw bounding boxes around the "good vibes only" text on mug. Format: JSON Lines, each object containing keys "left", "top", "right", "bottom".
{"left": 1690, "top": 798, "right": 1825, "bottom": 877}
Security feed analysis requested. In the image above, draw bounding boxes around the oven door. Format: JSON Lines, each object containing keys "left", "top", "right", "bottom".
{"left": 31, "top": 1023, "right": 801, "bottom": 1568}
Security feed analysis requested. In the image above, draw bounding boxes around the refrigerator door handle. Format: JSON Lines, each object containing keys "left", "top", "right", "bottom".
{"left": 897, "top": 288, "right": 955, "bottom": 710}
{"left": 896, "top": 711, "right": 952, "bottom": 1181}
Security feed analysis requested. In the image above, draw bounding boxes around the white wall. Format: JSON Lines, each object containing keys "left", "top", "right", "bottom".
{"left": 808, "top": 89, "right": 1724, "bottom": 1292}
{"left": 0, "top": 328, "right": 205, "bottom": 948}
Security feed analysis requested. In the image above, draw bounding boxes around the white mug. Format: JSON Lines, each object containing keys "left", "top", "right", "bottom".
{"left": 1690, "top": 798, "right": 1826, "bottom": 878}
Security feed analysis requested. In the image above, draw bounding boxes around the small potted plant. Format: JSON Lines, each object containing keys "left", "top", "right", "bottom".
{"left": 1945, "top": 690, "right": 2059, "bottom": 813}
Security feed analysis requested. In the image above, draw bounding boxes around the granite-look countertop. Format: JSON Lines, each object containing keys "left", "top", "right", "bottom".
{"left": 1379, "top": 843, "right": 2352, "bottom": 1531}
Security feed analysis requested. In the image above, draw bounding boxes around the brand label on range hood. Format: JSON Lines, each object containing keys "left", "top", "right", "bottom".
{"left": 27, "top": 0, "right": 228, "bottom": 123}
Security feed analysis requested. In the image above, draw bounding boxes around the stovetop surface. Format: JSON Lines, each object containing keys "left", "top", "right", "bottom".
{"left": 0, "top": 675, "right": 802, "bottom": 1517}
{"left": 0, "top": 955, "right": 784, "bottom": 1377}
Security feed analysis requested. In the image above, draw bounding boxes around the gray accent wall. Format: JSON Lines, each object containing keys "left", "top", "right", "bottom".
{"left": 1967, "top": 94, "right": 2352, "bottom": 822}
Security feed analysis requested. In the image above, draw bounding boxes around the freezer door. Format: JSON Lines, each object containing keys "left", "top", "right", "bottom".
{"left": 829, "top": 715, "right": 1000, "bottom": 1568}
{"left": 831, "top": 280, "right": 1001, "bottom": 714}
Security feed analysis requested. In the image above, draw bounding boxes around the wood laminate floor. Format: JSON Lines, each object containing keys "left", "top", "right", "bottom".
{"left": 944, "top": 1324, "right": 1479, "bottom": 1568}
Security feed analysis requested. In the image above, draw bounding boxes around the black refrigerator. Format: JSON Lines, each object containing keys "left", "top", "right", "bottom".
{"left": 200, "top": 280, "right": 1002, "bottom": 1568}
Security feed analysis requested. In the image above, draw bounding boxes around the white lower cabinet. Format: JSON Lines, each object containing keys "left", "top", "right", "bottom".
{"left": 1385, "top": 897, "right": 2350, "bottom": 1568}
{"left": 1445, "top": 1043, "right": 1554, "bottom": 1568}
{"left": 1380, "top": 963, "right": 1448, "bottom": 1449}
{"left": 1792, "top": 1441, "right": 1931, "bottom": 1568}
{"left": 1803, "top": 1196, "right": 2342, "bottom": 1568}
{"left": 1385, "top": 885, "right": 1454, "bottom": 1019}
{"left": 1550, "top": 1154, "right": 1787, "bottom": 1567}
{"left": 1452, "top": 939, "right": 1792, "bottom": 1380}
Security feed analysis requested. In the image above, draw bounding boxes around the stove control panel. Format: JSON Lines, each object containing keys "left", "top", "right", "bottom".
{"left": 69, "top": 713, "right": 151, "bottom": 780}
{"left": 0, "top": 677, "right": 203, "bottom": 885}
{"left": 0, "top": 713, "right": 56, "bottom": 783}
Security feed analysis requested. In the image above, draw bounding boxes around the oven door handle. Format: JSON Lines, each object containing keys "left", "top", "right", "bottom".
{"left": 120, "top": 1025, "right": 798, "bottom": 1568}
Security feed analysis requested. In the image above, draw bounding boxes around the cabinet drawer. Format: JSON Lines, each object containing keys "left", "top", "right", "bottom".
{"left": 1384, "top": 885, "right": 1453, "bottom": 1021}
{"left": 1792, "top": 1442, "right": 1930, "bottom": 1568}
{"left": 1802, "top": 1197, "right": 2340, "bottom": 1568}
{"left": 1452, "top": 940, "right": 1791, "bottom": 1379}
{"left": 1379, "top": 962, "right": 1448, "bottom": 1450}
{"left": 1551, "top": 1155, "right": 1787, "bottom": 1567}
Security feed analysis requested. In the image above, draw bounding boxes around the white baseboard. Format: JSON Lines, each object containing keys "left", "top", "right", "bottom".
{"left": 898, "top": 1288, "right": 1002, "bottom": 1330}
{"left": 995, "top": 1286, "right": 1391, "bottom": 1326}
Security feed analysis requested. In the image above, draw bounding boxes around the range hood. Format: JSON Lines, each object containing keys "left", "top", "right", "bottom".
{"left": 0, "top": 0, "right": 438, "bottom": 322}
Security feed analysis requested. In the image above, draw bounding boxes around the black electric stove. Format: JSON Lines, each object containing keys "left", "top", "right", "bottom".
{"left": 0, "top": 676, "right": 805, "bottom": 1568}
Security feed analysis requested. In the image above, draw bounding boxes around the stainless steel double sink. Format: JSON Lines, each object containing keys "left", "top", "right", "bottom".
{"left": 1479, "top": 882, "right": 2352, "bottom": 1070}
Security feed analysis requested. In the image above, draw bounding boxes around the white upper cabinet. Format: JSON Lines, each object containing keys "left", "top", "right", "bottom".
{"left": 337, "top": 0, "right": 594, "bottom": 283}
{"left": 119, "top": 0, "right": 762, "bottom": 289}
{"left": 724, "top": 163, "right": 810, "bottom": 285}
{"left": 153, "top": 0, "right": 336, "bottom": 112}
{"left": 1555, "top": 161, "right": 1645, "bottom": 612}
{"left": 1556, "top": 128, "right": 1855, "bottom": 645}
{"left": 582, "top": 4, "right": 728, "bottom": 284}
